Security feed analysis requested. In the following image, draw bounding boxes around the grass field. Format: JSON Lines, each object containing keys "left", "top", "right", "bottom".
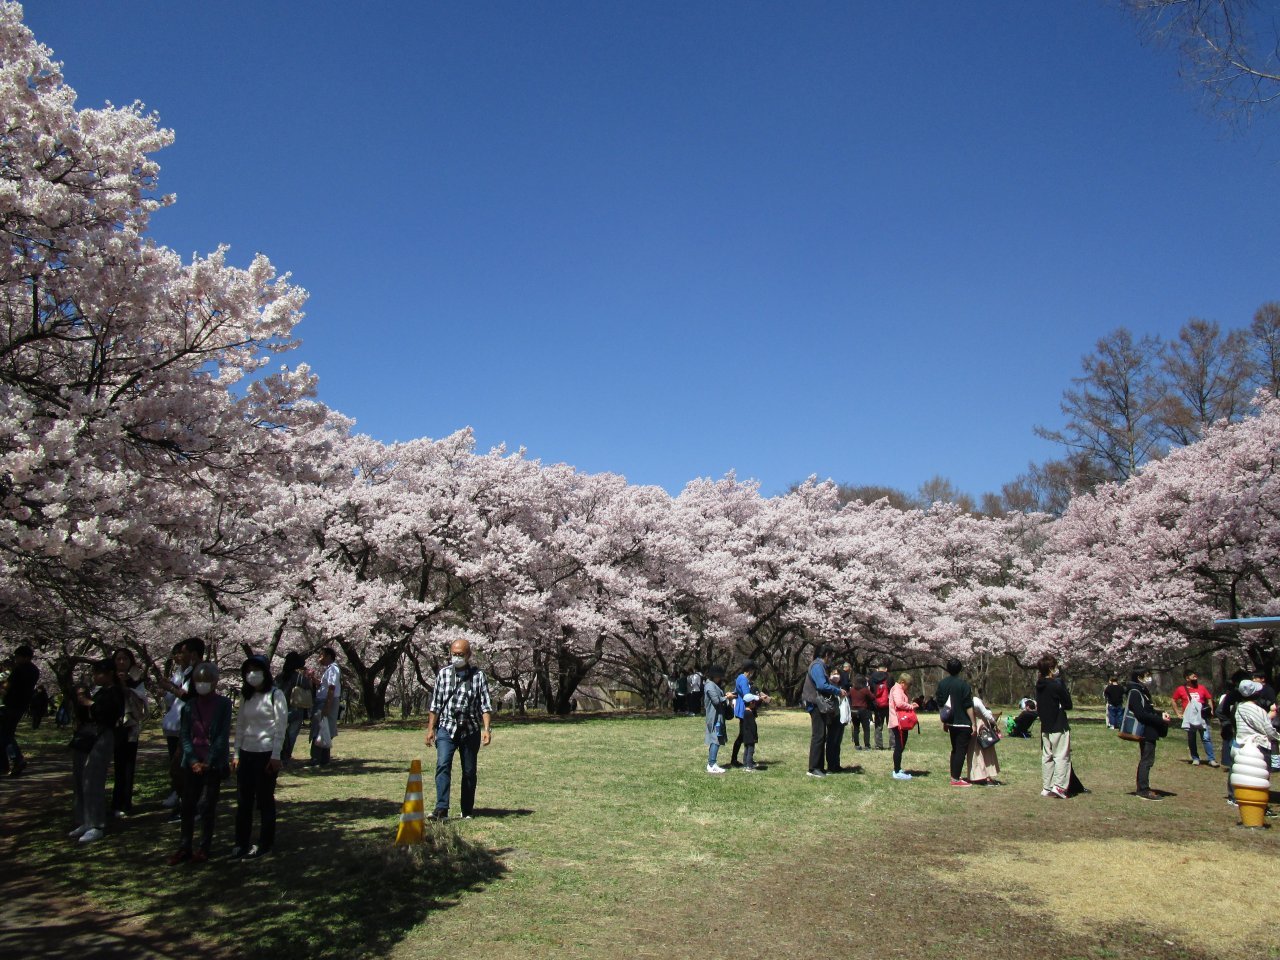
{"left": 2, "top": 707, "right": 1277, "bottom": 960}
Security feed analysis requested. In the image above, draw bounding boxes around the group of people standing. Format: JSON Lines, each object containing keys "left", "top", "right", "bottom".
{"left": 48, "top": 640, "right": 343, "bottom": 862}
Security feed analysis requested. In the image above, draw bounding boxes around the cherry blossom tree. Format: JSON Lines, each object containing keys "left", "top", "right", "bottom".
{"left": 1023, "top": 393, "right": 1280, "bottom": 675}
{"left": 0, "top": 5, "right": 328, "bottom": 671}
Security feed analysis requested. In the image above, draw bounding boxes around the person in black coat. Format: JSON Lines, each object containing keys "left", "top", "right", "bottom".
{"left": 1126, "top": 667, "right": 1171, "bottom": 801}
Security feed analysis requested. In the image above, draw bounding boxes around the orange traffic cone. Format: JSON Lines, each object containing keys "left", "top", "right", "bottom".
{"left": 394, "top": 759, "right": 426, "bottom": 844}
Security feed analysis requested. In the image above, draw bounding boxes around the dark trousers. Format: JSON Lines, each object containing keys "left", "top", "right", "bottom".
{"left": 235, "top": 750, "right": 278, "bottom": 852}
{"left": 179, "top": 767, "right": 223, "bottom": 854}
{"left": 826, "top": 720, "right": 844, "bottom": 771}
{"left": 808, "top": 711, "right": 834, "bottom": 772}
{"left": 435, "top": 728, "right": 480, "bottom": 816}
{"left": 166, "top": 735, "right": 183, "bottom": 795}
{"left": 892, "top": 727, "right": 909, "bottom": 772}
{"left": 1136, "top": 739, "right": 1158, "bottom": 793}
{"left": 0, "top": 711, "right": 23, "bottom": 772}
{"left": 948, "top": 727, "right": 973, "bottom": 780}
{"left": 873, "top": 706, "right": 889, "bottom": 749}
{"left": 730, "top": 715, "right": 758, "bottom": 765}
{"left": 111, "top": 738, "right": 138, "bottom": 814}
{"left": 850, "top": 709, "right": 872, "bottom": 747}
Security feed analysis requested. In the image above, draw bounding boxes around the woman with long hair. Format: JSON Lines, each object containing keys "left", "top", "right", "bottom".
{"left": 109, "top": 647, "right": 147, "bottom": 818}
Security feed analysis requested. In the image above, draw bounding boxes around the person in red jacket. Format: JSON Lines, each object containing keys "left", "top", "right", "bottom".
{"left": 1171, "top": 669, "right": 1218, "bottom": 767}
{"left": 868, "top": 664, "right": 891, "bottom": 750}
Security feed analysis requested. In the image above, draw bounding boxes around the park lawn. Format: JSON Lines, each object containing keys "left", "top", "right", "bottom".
{"left": 3, "top": 708, "right": 1277, "bottom": 960}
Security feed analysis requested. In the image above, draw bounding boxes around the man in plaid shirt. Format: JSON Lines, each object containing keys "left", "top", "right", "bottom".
{"left": 424, "top": 637, "right": 493, "bottom": 820}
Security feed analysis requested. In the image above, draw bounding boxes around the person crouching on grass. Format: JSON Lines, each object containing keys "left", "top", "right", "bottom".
{"left": 702, "top": 665, "right": 735, "bottom": 774}
{"left": 169, "top": 662, "right": 231, "bottom": 865}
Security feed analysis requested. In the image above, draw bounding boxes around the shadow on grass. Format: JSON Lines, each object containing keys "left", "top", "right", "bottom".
{"left": 7, "top": 791, "right": 508, "bottom": 960}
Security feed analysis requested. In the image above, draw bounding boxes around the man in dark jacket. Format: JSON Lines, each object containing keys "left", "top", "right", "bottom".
{"left": 1036, "top": 655, "right": 1073, "bottom": 799}
{"left": 935, "top": 659, "right": 976, "bottom": 786}
{"left": 2, "top": 645, "right": 39, "bottom": 776}
{"left": 1126, "top": 668, "right": 1170, "bottom": 800}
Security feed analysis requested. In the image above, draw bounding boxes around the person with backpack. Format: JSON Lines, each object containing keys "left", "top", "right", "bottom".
{"left": 868, "top": 664, "right": 891, "bottom": 750}
{"left": 232, "top": 655, "right": 287, "bottom": 859}
{"left": 109, "top": 647, "right": 148, "bottom": 819}
{"left": 1125, "top": 667, "right": 1171, "bottom": 801}
{"left": 1036, "top": 655, "right": 1073, "bottom": 800}
{"left": 801, "top": 645, "right": 845, "bottom": 778}
{"left": 935, "top": 658, "right": 977, "bottom": 787}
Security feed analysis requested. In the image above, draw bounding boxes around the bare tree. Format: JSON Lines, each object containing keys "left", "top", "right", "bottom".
{"left": 1250, "top": 300, "right": 1280, "bottom": 395}
{"left": 1036, "top": 328, "right": 1168, "bottom": 484}
{"left": 1160, "top": 317, "right": 1254, "bottom": 445}
{"left": 1122, "top": 0, "right": 1280, "bottom": 125}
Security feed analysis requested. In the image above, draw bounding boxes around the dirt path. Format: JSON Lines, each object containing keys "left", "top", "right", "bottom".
{"left": 0, "top": 750, "right": 223, "bottom": 960}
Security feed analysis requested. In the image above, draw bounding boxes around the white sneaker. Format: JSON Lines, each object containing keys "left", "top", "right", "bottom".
{"left": 1191, "top": 759, "right": 1201, "bottom": 766}
{"left": 68, "top": 825, "right": 88, "bottom": 839}
{"left": 892, "top": 770, "right": 912, "bottom": 780}
{"left": 79, "top": 828, "right": 105, "bottom": 843}
{"left": 706, "top": 764, "right": 726, "bottom": 774}
{"left": 162, "top": 791, "right": 179, "bottom": 809}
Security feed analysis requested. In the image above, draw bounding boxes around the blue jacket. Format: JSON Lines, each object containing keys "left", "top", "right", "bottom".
{"left": 733, "top": 672, "right": 760, "bottom": 719}
{"left": 804, "top": 660, "right": 842, "bottom": 713}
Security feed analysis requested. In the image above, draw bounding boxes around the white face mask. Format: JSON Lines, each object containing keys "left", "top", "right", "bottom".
{"left": 194, "top": 681, "right": 213, "bottom": 696}
{"left": 451, "top": 655, "right": 468, "bottom": 670}
{"left": 246, "top": 670, "right": 265, "bottom": 689}
{"left": 1141, "top": 676, "right": 1153, "bottom": 686}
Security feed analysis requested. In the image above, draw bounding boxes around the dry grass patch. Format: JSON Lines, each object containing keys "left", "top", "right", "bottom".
{"left": 945, "top": 838, "right": 1276, "bottom": 955}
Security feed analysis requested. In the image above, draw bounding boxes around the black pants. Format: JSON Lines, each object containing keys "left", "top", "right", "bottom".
{"left": 1136, "top": 739, "right": 1157, "bottom": 792}
{"left": 892, "top": 727, "right": 909, "bottom": 772}
{"left": 235, "top": 751, "right": 278, "bottom": 852}
{"left": 809, "top": 711, "right": 834, "bottom": 772}
{"left": 0, "top": 711, "right": 23, "bottom": 773}
{"left": 731, "top": 715, "right": 758, "bottom": 765}
{"left": 180, "top": 767, "right": 224, "bottom": 854}
{"left": 111, "top": 738, "right": 138, "bottom": 814}
{"left": 948, "top": 726, "right": 972, "bottom": 780}
{"left": 826, "top": 720, "right": 844, "bottom": 771}
{"left": 166, "top": 735, "right": 183, "bottom": 795}
{"left": 850, "top": 709, "right": 872, "bottom": 747}
{"left": 873, "top": 707, "right": 889, "bottom": 749}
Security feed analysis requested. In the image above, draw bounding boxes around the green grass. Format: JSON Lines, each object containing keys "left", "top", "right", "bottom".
{"left": 2, "top": 708, "right": 1277, "bottom": 960}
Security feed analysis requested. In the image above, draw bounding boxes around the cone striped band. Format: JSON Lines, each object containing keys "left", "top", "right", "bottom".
{"left": 403, "top": 792, "right": 423, "bottom": 803}
{"left": 400, "top": 812, "right": 425, "bottom": 822}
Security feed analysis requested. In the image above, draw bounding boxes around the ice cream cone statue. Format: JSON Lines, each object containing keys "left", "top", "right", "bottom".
{"left": 1229, "top": 741, "right": 1271, "bottom": 829}
{"left": 395, "top": 759, "right": 426, "bottom": 844}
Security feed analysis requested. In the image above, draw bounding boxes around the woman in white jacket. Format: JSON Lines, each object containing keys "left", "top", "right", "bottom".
{"left": 232, "top": 655, "right": 287, "bottom": 859}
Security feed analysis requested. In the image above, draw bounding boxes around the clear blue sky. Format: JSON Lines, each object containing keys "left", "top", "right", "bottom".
{"left": 25, "top": 2, "right": 1280, "bottom": 498}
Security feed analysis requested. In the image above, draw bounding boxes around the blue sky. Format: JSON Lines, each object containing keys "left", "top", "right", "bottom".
{"left": 25, "top": 2, "right": 1280, "bottom": 498}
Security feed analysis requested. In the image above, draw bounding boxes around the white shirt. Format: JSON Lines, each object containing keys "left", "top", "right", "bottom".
{"left": 316, "top": 662, "right": 340, "bottom": 704}
{"left": 161, "top": 668, "right": 190, "bottom": 735}
{"left": 235, "top": 687, "right": 288, "bottom": 759}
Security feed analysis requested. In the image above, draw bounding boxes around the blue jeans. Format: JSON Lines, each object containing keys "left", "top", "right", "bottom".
{"left": 1106, "top": 704, "right": 1123, "bottom": 729}
{"left": 708, "top": 743, "right": 720, "bottom": 766}
{"left": 1187, "top": 725, "right": 1216, "bottom": 763}
{"left": 435, "top": 728, "right": 480, "bottom": 816}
